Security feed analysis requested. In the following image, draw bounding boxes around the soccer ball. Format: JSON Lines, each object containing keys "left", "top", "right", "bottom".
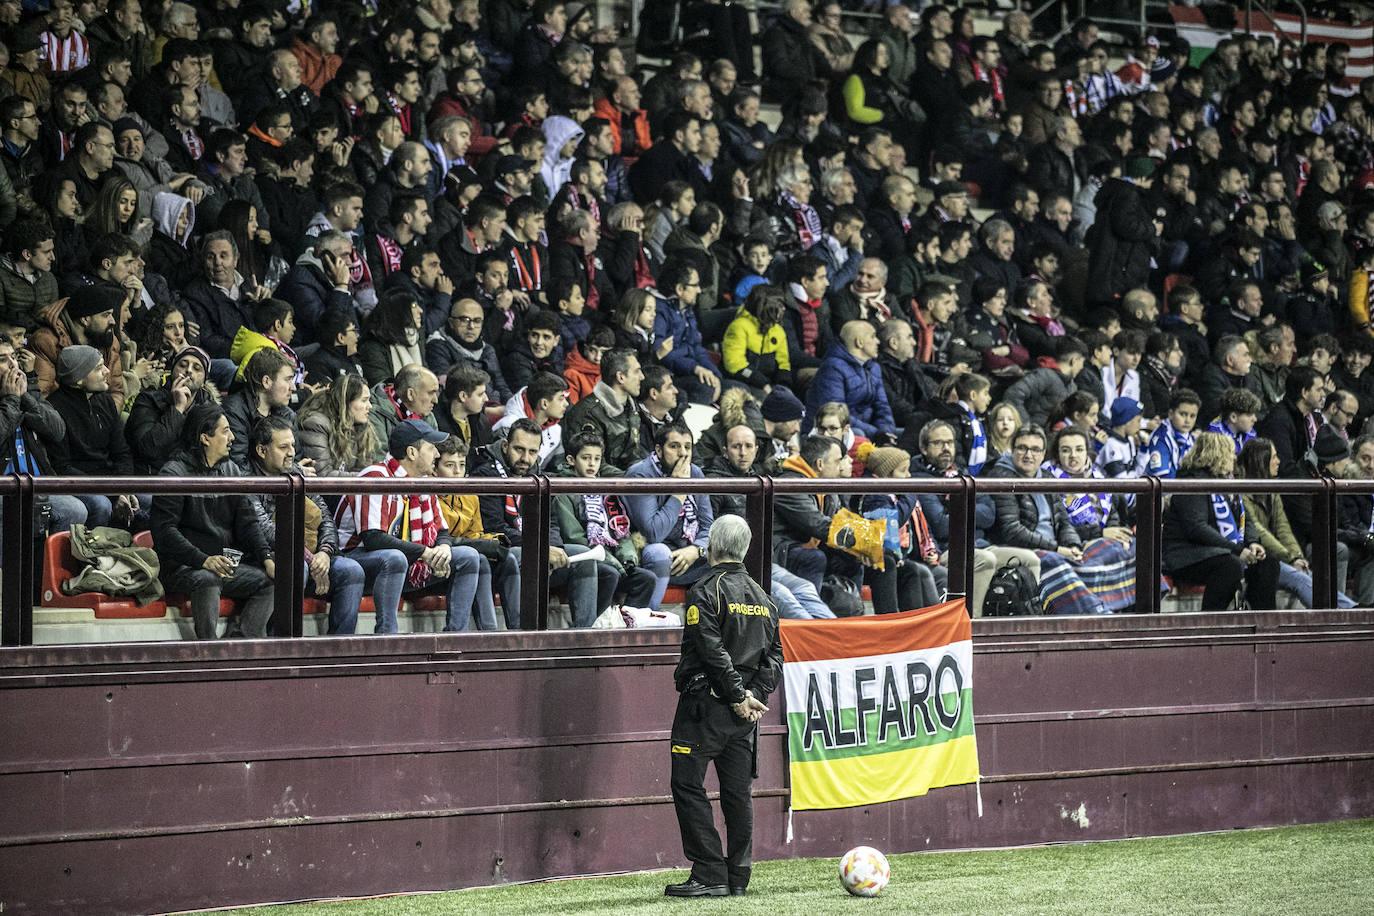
{"left": 838, "top": 845, "right": 890, "bottom": 897}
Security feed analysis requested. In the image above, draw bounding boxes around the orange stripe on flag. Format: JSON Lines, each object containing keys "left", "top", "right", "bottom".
{"left": 779, "top": 599, "right": 970, "bottom": 663}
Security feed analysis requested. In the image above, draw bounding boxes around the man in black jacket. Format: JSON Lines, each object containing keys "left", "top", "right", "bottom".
{"left": 628, "top": 109, "right": 703, "bottom": 203}
{"left": 0, "top": 339, "right": 86, "bottom": 534}
{"left": 666, "top": 513, "right": 782, "bottom": 899}
{"left": 424, "top": 297, "right": 511, "bottom": 403}
{"left": 877, "top": 317, "right": 935, "bottom": 435}
{"left": 759, "top": 0, "right": 829, "bottom": 105}
{"left": 1085, "top": 162, "right": 1163, "bottom": 308}
{"left": 125, "top": 345, "right": 217, "bottom": 474}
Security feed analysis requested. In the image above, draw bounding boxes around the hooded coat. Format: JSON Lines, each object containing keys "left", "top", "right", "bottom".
{"left": 540, "top": 116, "right": 584, "bottom": 196}
{"left": 146, "top": 192, "right": 197, "bottom": 289}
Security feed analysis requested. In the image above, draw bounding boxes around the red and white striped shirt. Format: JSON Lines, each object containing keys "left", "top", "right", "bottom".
{"left": 334, "top": 460, "right": 447, "bottom": 551}
{"left": 40, "top": 30, "right": 90, "bottom": 73}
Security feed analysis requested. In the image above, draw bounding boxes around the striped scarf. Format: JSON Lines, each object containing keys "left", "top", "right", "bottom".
{"left": 780, "top": 188, "right": 821, "bottom": 251}
{"left": 1212, "top": 493, "right": 1244, "bottom": 545}
{"left": 375, "top": 234, "right": 404, "bottom": 275}
{"left": 491, "top": 453, "right": 522, "bottom": 532}
{"left": 1045, "top": 463, "right": 1112, "bottom": 528}
{"left": 583, "top": 493, "right": 631, "bottom": 547}
{"left": 382, "top": 457, "right": 443, "bottom": 587}
{"left": 961, "top": 401, "right": 987, "bottom": 475}
{"left": 650, "top": 453, "right": 699, "bottom": 543}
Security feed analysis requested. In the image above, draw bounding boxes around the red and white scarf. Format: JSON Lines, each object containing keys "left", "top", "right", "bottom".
{"left": 375, "top": 234, "right": 404, "bottom": 275}
{"left": 971, "top": 61, "right": 1003, "bottom": 105}
{"left": 780, "top": 187, "right": 821, "bottom": 250}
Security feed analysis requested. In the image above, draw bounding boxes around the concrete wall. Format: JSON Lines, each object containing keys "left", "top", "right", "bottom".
{"left": 1, "top": 610, "right": 1372, "bottom": 914}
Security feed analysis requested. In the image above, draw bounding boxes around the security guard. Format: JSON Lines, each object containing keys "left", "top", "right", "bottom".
{"left": 666, "top": 514, "right": 784, "bottom": 898}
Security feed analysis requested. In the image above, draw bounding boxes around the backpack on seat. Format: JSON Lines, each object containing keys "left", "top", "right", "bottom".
{"left": 982, "top": 557, "right": 1040, "bottom": 617}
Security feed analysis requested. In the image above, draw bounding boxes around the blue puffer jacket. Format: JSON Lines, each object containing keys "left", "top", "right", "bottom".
{"left": 652, "top": 296, "right": 719, "bottom": 381}
{"left": 805, "top": 345, "right": 895, "bottom": 438}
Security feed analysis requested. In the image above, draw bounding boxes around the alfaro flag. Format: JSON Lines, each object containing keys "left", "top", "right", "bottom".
{"left": 781, "top": 600, "right": 979, "bottom": 811}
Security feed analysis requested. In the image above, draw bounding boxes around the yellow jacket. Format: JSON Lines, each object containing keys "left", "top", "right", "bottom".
{"left": 1350, "top": 269, "right": 1373, "bottom": 332}
{"left": 722, "top": 308, "right": 791, "bottom": 379}
{"left": 438, "top": 492, "right": 499, "bottom": 541}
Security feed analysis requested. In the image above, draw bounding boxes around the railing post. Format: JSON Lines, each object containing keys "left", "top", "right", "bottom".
{"left": 520, "top": 477, "right": 551, "bottom": 631}
{"left": 948, "top": 476, "right": 975, "bottom": 611}
{"left": 271, "top": 474, "right": 306, "bottom": 638}
{"left": 1311, "top": 477, "right": 1338, "bottom": 609}
{"left": 1, "top": 473, "right": 33, "bottom": 646}
{"left": 1135, "top": 477, "right": 1162, "bottom": 614}
{"left": 746, "top": 476, "right": 773, "bottom": 592}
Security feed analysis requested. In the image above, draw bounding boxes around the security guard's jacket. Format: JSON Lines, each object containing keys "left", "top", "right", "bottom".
{"left": 675, "top": 562, "right": 784, "bottom": 706}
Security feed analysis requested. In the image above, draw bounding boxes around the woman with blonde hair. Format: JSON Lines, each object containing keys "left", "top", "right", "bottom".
{"left": 297, "top": 374, "right": 384, "bottom": 475}
{"left": 1162, "top": 431, "right": 1279, "bottom": 610}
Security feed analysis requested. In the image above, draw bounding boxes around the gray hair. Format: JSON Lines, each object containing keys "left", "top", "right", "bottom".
{"left": 313, "top": 230, "right": 352, "bottom": 256}
{"left": 708, "top": 514, "right": 751, "bottom": 564}
{"left": 1317, "top": 200, "right": 1345, "bottom": 227}
{"left": 779, "top": 163, "right": 811, "bottom": 191}
{"left": 820, "top": 167, "right": 852, "bottom": 195}
{"left": 981, "top": 218, "right": 1013, "bottom": 243}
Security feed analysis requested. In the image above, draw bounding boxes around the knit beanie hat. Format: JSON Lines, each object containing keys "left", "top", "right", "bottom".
{"left": 171, "top": 345, "right": 211, "bottom": 375}
{"left": 56, "top": 345, "right": 104, "bottom": 387}
{"left": 857, "top": 442, "right": 911, "bottom": 478}
{"left": 760, "top": 386, "right": 804, "bottom": 422}
{"left": 66, "top": 284, "right": 125, "bottom": 321}
{"left": 1314, "top": 424, "right": 1350, "bottom": 464}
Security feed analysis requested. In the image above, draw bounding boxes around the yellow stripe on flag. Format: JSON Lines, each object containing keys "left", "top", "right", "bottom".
{"left": 788, "top": 734, "right": 981, "bottom": 811}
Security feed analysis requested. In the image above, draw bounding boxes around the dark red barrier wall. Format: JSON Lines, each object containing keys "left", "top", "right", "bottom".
{"left": 2, "top": 611, "right": 1373, "bottom": 915}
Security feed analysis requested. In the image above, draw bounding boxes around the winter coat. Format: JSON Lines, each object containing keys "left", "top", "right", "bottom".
{"left": 721, "top": 308, "right": 791, "bottom": 389}
{"left": 124, "top": 382, "right": 216, "bottom": 475}
{"left": 0, "top": 256, "right": 59, "bottom": 331}
{"left": 1161, "top": 467, "right": 1256, "bottom": 572}
{"left": 181, "top": 275, "right": 257, "bottom": 360}
{"left": 31, "top": 296, "right": 126, "bottom": 404}
{"left": 806, "top": 345, "right": 895, "bottom": 438}
{"left": 562, "top": 380, "right": 645, "bottom": 471}
{"left": 652, "top": 296, "right": 718, "bottom": 383}
{"left": 221, "top": 387, "right": 296, "bottom": 469}
{"left": 297, "top": 409, "right": 380, "bottom": 476}
{"left": 1241, "top": 490, "right": 1303, "bottom": 565}
{"left": 1005, "top": 367, "right": 1076, "bottom": 427}
{"left": 46, "top": 385, "right": 133, "bottom": 475}
{"left": 551, "top": 462, "right": 639, "bottom": 575}
{"left": 781, "top": 295, "right": 837, "bottom": 368}
{"left": 423, "top": 329, "right": 511, "bottom": 403}
{"left": 1255, "top": 399, "right": 1311, "bottom": 479}
{"left": 772, "top": 454, "right": 840, "bottom": 562}
{"left": 1086, "top": 178, "right": 1160, "bottom": 304}
{"left": 877, "top": 351, "right": 934, "bottom": 431}
{"left": 761, "top": 15, "right": 830, "bottom": 103}
{"left": 276, "top": 251, "right": 357, "bottom": 345}
{"left": 982, "top": 452, "right": 1081, "bottom": 551}
{"left": 539, "top": 116, "right": 584, "bottom": 195}
{"left": 0, "top": 385, "right": 62, "bottom": 475}
{"left": 152, "top": 450, "right": 271, "bottom": 572}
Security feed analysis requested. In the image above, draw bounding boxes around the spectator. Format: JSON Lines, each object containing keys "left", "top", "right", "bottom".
{"left": 1085, "top": 158, "right": 1162, "bottom": 307}
{"left": 984, "top": 423, "right": 1136, "bottom": 614}
{"left": 492, "top": 370, "right": 569, "bottom": 471}
{"left": 1005, "top": 337, "right": 1085, "bottom": 427}
{"left": 1145, "top": 388, "right": 1200, "bottom": 478}
{"left": 0, "top": 338, "right": 85, "bottom": 533}
{"left": 806, "top": 320, "right": 896, "bottom": 441}
{"left": 1256, "top": 365, "right": 1326, "bottom": 478}
{"left": 1100, "top": 330, "right": 1146, "bottom": 417}
{"left": 246, "top": 415, "right": 366, "bottom": 634}
{"left": 773, "top": 433, "right": 855, "bottom": 590}
{"left": 877, "top": 317, "right": 935, "bottom": 434}
{"left": 358, "top": 290, "right": 425, "bottom": 385}
{"left": 628, "top": 110, "right": 702, "bottom": 203}
{"left": 1198, "top": 335, "right": 1259, "bottom": 425}
{"left": 470, "top": 417, "right": 613, "bottom": 627}
{"left": 182, "top": 229, "right": 267, "bottom": 360}
{"left": 33, "top": 282, "right": 126, "bottom": 402}
{"left": 275, "top": 231, "right": 357, "bottom": 345}
{"left": 301, "top": 309, "right": 364, "bottom": 387}
{"left": 501, "top": 308, "right": 564, "bottom": 394}
{"left": 932, "top": 372, "right": 992, "bottom": 475}
{"left": 124, "top": 345, "right": 216, "bottom": 475}
{"left": 297, "top": 373, "right": 383, "bottom": 477}
{"left": 1207, "top": 387, "right": 1262, "bottom": 456}
{"left": 624, "top": 421, "right": 714, "bottom": 587}
{"left": 965, "top": 277, "right": 1029, "bottom": 377}
{"left": 368, "top": 363, "right": 439, "bottom": 451}
{"left": 152, "top": 403, "right": 276, "bottom": 640}
{"left": 562, "top": 346, "right": 646, "bottom": 471}
{"left": 760, "top": 0, "right": 830, "bottom": 106}
{"left": 222, "top": 347, "right": 295, "bottom": 467}
{"left": 334, "top": 418, "right": 487, "bottom": 633}
{"left": 552, "top": 430, "right": 661, "bottom": 608}
{"left": 1160, "top": 285, "right": 1210, "bottom": 393}
{"left": 652, "top": 259, "right": 721, "bottom": 404}
{"left": 1044, "top": 426, "right": 1134, "bottom": 548}
{"left": 830, "top": 257, "right": 900, "bottom": 334}
{"left": 858, "top": 442, "right": 947, "bottom": 612}
{"left": 1095, "top": 396, "right": 1147, "bottom": 479}
{"left": 0, "top": 221, "right": 59, "bottom": 332}
{"left": 1162, "top": 430, "right": 1278, "bottom": 611}
{"left": 1238, "top": 437, "right": 1354, "bottom": 609}
{"left": 722, "top": 284, "right": 791, "bottom": 396}
{"left": 782, "top": 254, "right": 837, "bottom": 377}
{"left": 431, "top": 435, "right": 515, "bottom": 631}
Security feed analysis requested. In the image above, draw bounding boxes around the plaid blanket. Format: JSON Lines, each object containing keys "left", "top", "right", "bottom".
{"left": 1035, "top": 537, "right": 1137, "bottom": 615}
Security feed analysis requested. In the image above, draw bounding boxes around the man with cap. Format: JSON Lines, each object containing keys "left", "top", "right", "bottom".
{"left": 1096, "top": 396, "right": 1147, "bottom": 479}
{"left": 124, "top": 345, "right": 216, "bottom": 475}
{"left": 32, "top": 283, "right": 127, "bottom": 403}
{"left": 334, "top": 417, "right": 487, "bottom": 634}
{"left": 46, "top": 345, "right": 144, "bottom": 528}
{"left": 665, "top": 513, "right": 781, "bottom": 899}
{"left": 488, "top": 153, "right": 536, "bottom": 205}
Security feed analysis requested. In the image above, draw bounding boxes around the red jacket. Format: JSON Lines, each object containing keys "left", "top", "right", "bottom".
{"left": 592, "top": 97, "right": 651, "bottom": 159}
{"left": 427, "top": 93, "right": 499, "bottom": 162}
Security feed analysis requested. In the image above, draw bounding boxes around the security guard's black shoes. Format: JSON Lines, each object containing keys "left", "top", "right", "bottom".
{"left": 665, "top": 877, "right": 729, "bottom": 897}
{"left": 729, "top": 886, "right": 748, "bottom": 896}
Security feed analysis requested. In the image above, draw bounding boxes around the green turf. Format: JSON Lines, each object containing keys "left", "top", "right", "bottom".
{"left": 224, "top": 819, "right": 1373, "bottom": 916}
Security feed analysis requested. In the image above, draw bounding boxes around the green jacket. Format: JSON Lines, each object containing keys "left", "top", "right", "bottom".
{"left": 561, "top": 380, "right": 645, "bottom": 471}
{"left": 0, "top": 256, "right": 59, "bottom": 331}
{"left": 551, "top": 462, "right": 640, "bottom": 575}
{"left": 63, "top": 524, "right": 163, "bottom": 606}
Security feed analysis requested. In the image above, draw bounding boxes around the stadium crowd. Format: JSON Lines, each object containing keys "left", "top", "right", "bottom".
{"left": 4, "top": 0, "right": 1374, "bottom": 636}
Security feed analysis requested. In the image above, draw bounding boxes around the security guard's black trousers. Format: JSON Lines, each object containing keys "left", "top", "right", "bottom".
{"left": 670, "top": 691, "right": 757, "bottom": 889}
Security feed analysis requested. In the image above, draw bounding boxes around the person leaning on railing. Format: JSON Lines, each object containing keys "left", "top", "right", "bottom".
{"left": 1162, "top": 431, "right": 1279, "bottom": 612}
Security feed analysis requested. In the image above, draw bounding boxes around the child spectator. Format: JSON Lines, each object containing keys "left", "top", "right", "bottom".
{"left": 553, "top": 429, "right": 664, "bottom": 609}
{"left": 1146, "top": 388, "right": 1201, "bottom": 478}
{"left": 493, "top": 370, "right": 570, "bottom": 471}
{"left": 1096, "top": 396, "right": 1147, "bottom": 478}
{"left": 550, "top": 276, "right": 590, "bottom": 357}
{"left": 731, "top": 238, "right": 773, "bottom": 303}
{"left": 563, "top": 325, "right": 612, "bottom": 405}
{"left": 722, "top": 283, "right": 792, "bottom": 397}
{"left": 1207, "top": 388, "right": 1262, "bottom": 454}
{"left": 433, "top": 435, "right": 516, "bottom": 630}
{"left": 857, "top": 443, "right": 948, "bottom": 613}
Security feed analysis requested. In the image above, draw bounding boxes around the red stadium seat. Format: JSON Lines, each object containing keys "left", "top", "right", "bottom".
{"left": 41, "top": 531, "right": 167, "bottom": 619}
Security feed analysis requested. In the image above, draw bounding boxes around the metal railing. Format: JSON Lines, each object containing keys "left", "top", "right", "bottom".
{"left": 1, "top": 471, "right": 1362, "bottom": 647}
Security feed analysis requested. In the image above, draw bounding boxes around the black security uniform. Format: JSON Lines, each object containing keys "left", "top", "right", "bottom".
{"left": 670, "top": 561, "right": 784, "bottom": 893}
